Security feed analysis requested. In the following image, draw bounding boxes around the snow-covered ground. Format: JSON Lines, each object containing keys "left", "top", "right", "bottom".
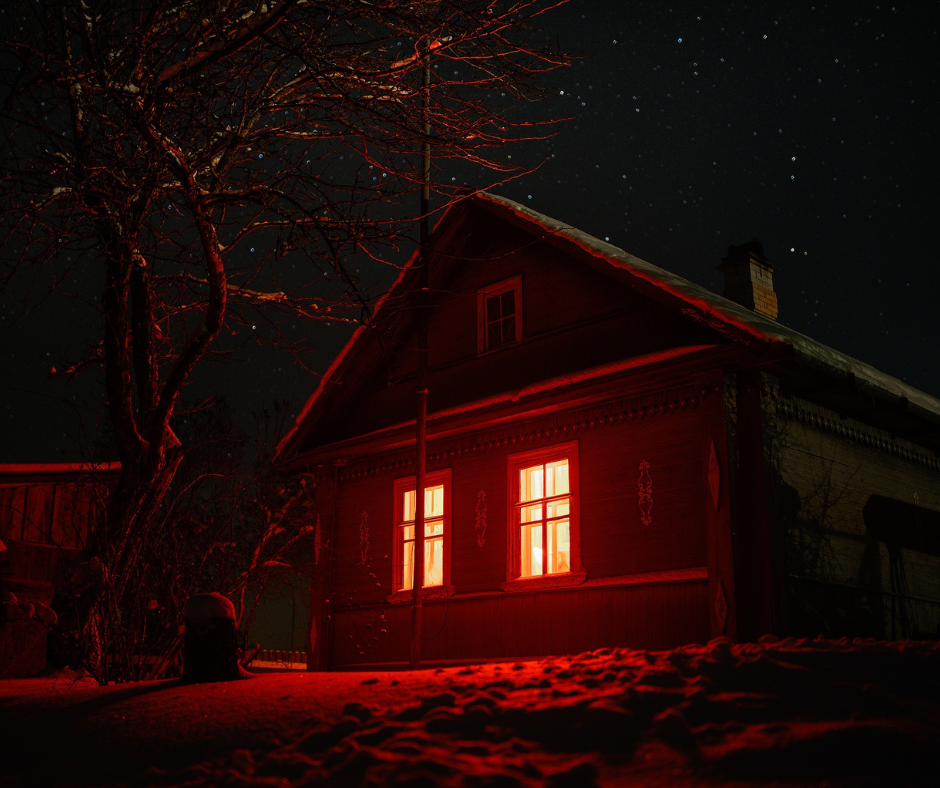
{"left": 1, "top": 637, "right": 937, "bottom": 787}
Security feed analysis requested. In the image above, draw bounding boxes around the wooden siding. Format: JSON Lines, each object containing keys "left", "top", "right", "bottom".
{"left": 315, "top": 211, "right": 716, "bottom": 447}
{"left": 331, "top": 578, "right": 709, "bottom": 668}
{"left": 0, "top": 482, "right": 98, "bottom": 551}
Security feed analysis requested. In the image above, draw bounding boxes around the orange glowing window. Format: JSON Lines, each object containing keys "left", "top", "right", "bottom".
{"left": 394, "top": 470, "right": 451, "bottom": 591}
{"left": 477, "top": 275, "right": 522, "bottom": 353}
{"left": 509, "top": 442, "right": 580, "bottom": 579}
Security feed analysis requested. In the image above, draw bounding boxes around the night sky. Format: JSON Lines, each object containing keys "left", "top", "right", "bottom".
{"left": 2, "top": 1, "right": 938, "bottom": 463}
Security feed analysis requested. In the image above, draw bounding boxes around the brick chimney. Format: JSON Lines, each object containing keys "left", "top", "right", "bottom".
{"left": 718, "top": 239, "right": 778, "bottom": 320}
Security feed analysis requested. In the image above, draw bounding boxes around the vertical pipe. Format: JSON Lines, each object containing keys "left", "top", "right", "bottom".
{"left": 410, "top": 58, "right": 432, "bottom": 670}
{"left": 543, "top": 475, "right": 548, "bottom": 575}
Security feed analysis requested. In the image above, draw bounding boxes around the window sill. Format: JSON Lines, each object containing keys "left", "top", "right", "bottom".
{"left": 386, "top": 585, "right": 456, "bottom": 604}
{"left": 500, "top": 571, "right": 587, "bottom": 593}
{"left": 477, "top": 339, "right": 519, "bottom": 358}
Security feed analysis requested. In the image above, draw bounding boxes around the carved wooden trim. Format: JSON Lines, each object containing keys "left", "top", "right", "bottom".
{"left": 338, "top": 383, "right": 722, "bottom": 482}
{"left": 358, "top": 511, "right": 369, "bottom": 565}
{"left": 638, "top": 460, "right": 653, "bottom": 526}
{"left": 778, "top": 395, "right": 939, "bottom": 470}
{"left": 475, "top": 489, "right": 487, "bottom": 547}
{"left": 714, "top": 580, "right": 728, "bottom": 634}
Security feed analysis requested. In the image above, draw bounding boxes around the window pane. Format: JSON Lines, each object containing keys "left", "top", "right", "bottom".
{"left": 502, "top": 315, "right": 516, "bottom": 344}
{"left": 402, "top": 539, "right": 415, "bottom": 590}
{"left": 401, "top": 482, "right": 448, "bottom": 590}
{"left": 520, "top": 503, "right": 542, "bottom": 524}
{"left": 520, "top": 465, "right": 544, "bottom": 503}
{"left": 501, "top": 289, "right": 515, "bottom": 317}
{"left": 521, "top": 523, "right": 543, "bottom": 577}
{"left": 426, "top": 485, "right": 444, "bottom": 518}
{"left": 404, "top": 484, "right": 444, "bottom": 523}
{"left": 547, "top": 498, "right": 569, "bottom": 519}
{"left": 549, "top": 518, "right": 570, "bottom": 574}
{"left": 488, "top": 321, "right": 501, "bottom": 349}
{"left": 545, "top": 459, "right": 569, "bottom": 496}
{"left": 486, "top": 295, "right": 506, "bottom": 321}
{"left": 486, "top": 296, "right": 505, "bottom": 323}
{"left": 425, "top": 536, "right": 443, "bottom": 586}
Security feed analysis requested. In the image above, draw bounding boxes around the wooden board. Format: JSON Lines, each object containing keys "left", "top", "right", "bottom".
{"left": 331, "top": 578, "right": 708, "bottom": 667}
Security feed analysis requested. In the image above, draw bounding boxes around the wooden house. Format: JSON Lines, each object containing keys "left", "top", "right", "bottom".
{"left": 275, "top": 192, "right": 940, "bottom": 670}
{"left": 0, "top": 462, "right": 117, "bottom": 677}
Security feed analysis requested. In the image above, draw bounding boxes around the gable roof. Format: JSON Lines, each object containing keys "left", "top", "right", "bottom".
{"left": 276, "top": 191, "right": 940, "bottom": 464}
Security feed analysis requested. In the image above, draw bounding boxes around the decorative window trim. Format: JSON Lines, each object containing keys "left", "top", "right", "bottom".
{"left": 475, "top": 489, "right": 488, "bottom": 547}
{"left": 392, "top": 468, "right": 452, "bottom": 593}
{"left": 477, "top": 274, "right": 523, "bottom": 354}
{"left": 637, "top": 459, "right": 653, "bottom": 526}
{"left": 500, "top": 570, "right": 587, "bottom": 593}
{"left": 359, "top": 510, "right": 370, "bottom": 564}
{"left": 387, "top": 584, "right": 457, "bottom": 605}
{"left": 506, "top": 440, "right": 581, "bottom": 582}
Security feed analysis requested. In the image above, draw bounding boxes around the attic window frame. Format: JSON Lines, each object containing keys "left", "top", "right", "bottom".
{"left": 477, "top": 274, "right": 523, "bottom": 354}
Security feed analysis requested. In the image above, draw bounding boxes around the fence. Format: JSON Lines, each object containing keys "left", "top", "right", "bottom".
{"left": 250, "top": 649, "right": 307, "bottom": 668}
{"left": 787, "top": 575, "right": 940, "bottom": 640}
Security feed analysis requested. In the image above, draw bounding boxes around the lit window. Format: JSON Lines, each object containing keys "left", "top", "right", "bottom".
{"left": 477, "top": 275, "right": 522, "bottom": 353}
{"left": 394, "top": 470, "right": 451, "bottom": 591}
{"left": 510, "top": 443, "right": 580, "bottom": 579}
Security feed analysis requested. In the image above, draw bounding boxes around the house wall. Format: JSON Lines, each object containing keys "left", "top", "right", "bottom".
{"left": 320, "top": 382, "right": 721, "bottom": 668}
{"left": 772, "top": 393, "right": 940, "bottom": 639}
{"left": 332, "top": 579, "right": 708, "bottom": 667}
{"left": 321, "top": 212, "right": 715, "bottom": 446}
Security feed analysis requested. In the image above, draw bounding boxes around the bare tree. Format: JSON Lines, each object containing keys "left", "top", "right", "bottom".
{"left": 2, "top": 0, "right": 568, "bottom": 680}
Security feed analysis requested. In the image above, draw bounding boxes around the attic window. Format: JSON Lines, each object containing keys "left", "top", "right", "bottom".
{"left": 477, "top": 275, "right": 522, "bottom": 353}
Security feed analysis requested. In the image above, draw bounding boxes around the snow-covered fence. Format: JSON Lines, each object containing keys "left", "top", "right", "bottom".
{"left": 253, "top": 649, "right": 307, "bottom": 668}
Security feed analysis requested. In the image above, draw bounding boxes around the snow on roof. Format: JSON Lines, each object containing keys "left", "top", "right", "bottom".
{"left": 480, "top": 192, "right": 940, "bottom": 424}
{"left": 0, "top": 462, "right": 120, "bottom": 480}
{"left": 277, "top": 192, "right": 940, "bottom": 462}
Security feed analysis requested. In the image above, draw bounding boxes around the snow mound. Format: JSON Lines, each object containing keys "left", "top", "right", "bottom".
{"left": 183, "top": 593, "right": 236, "bottom": 624}
{"left": 137, "top": 638, "right": 938, "bottom": 787}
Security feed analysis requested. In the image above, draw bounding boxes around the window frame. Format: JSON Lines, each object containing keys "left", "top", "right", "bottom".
{"left": 392, "top": 468, "right": 453, "bottom": 594}
{"left": 505, "top": 441, "right": 583, "bottom": 587}
{"left": 477, "top": 274, "right": 523, "bottom": 354}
